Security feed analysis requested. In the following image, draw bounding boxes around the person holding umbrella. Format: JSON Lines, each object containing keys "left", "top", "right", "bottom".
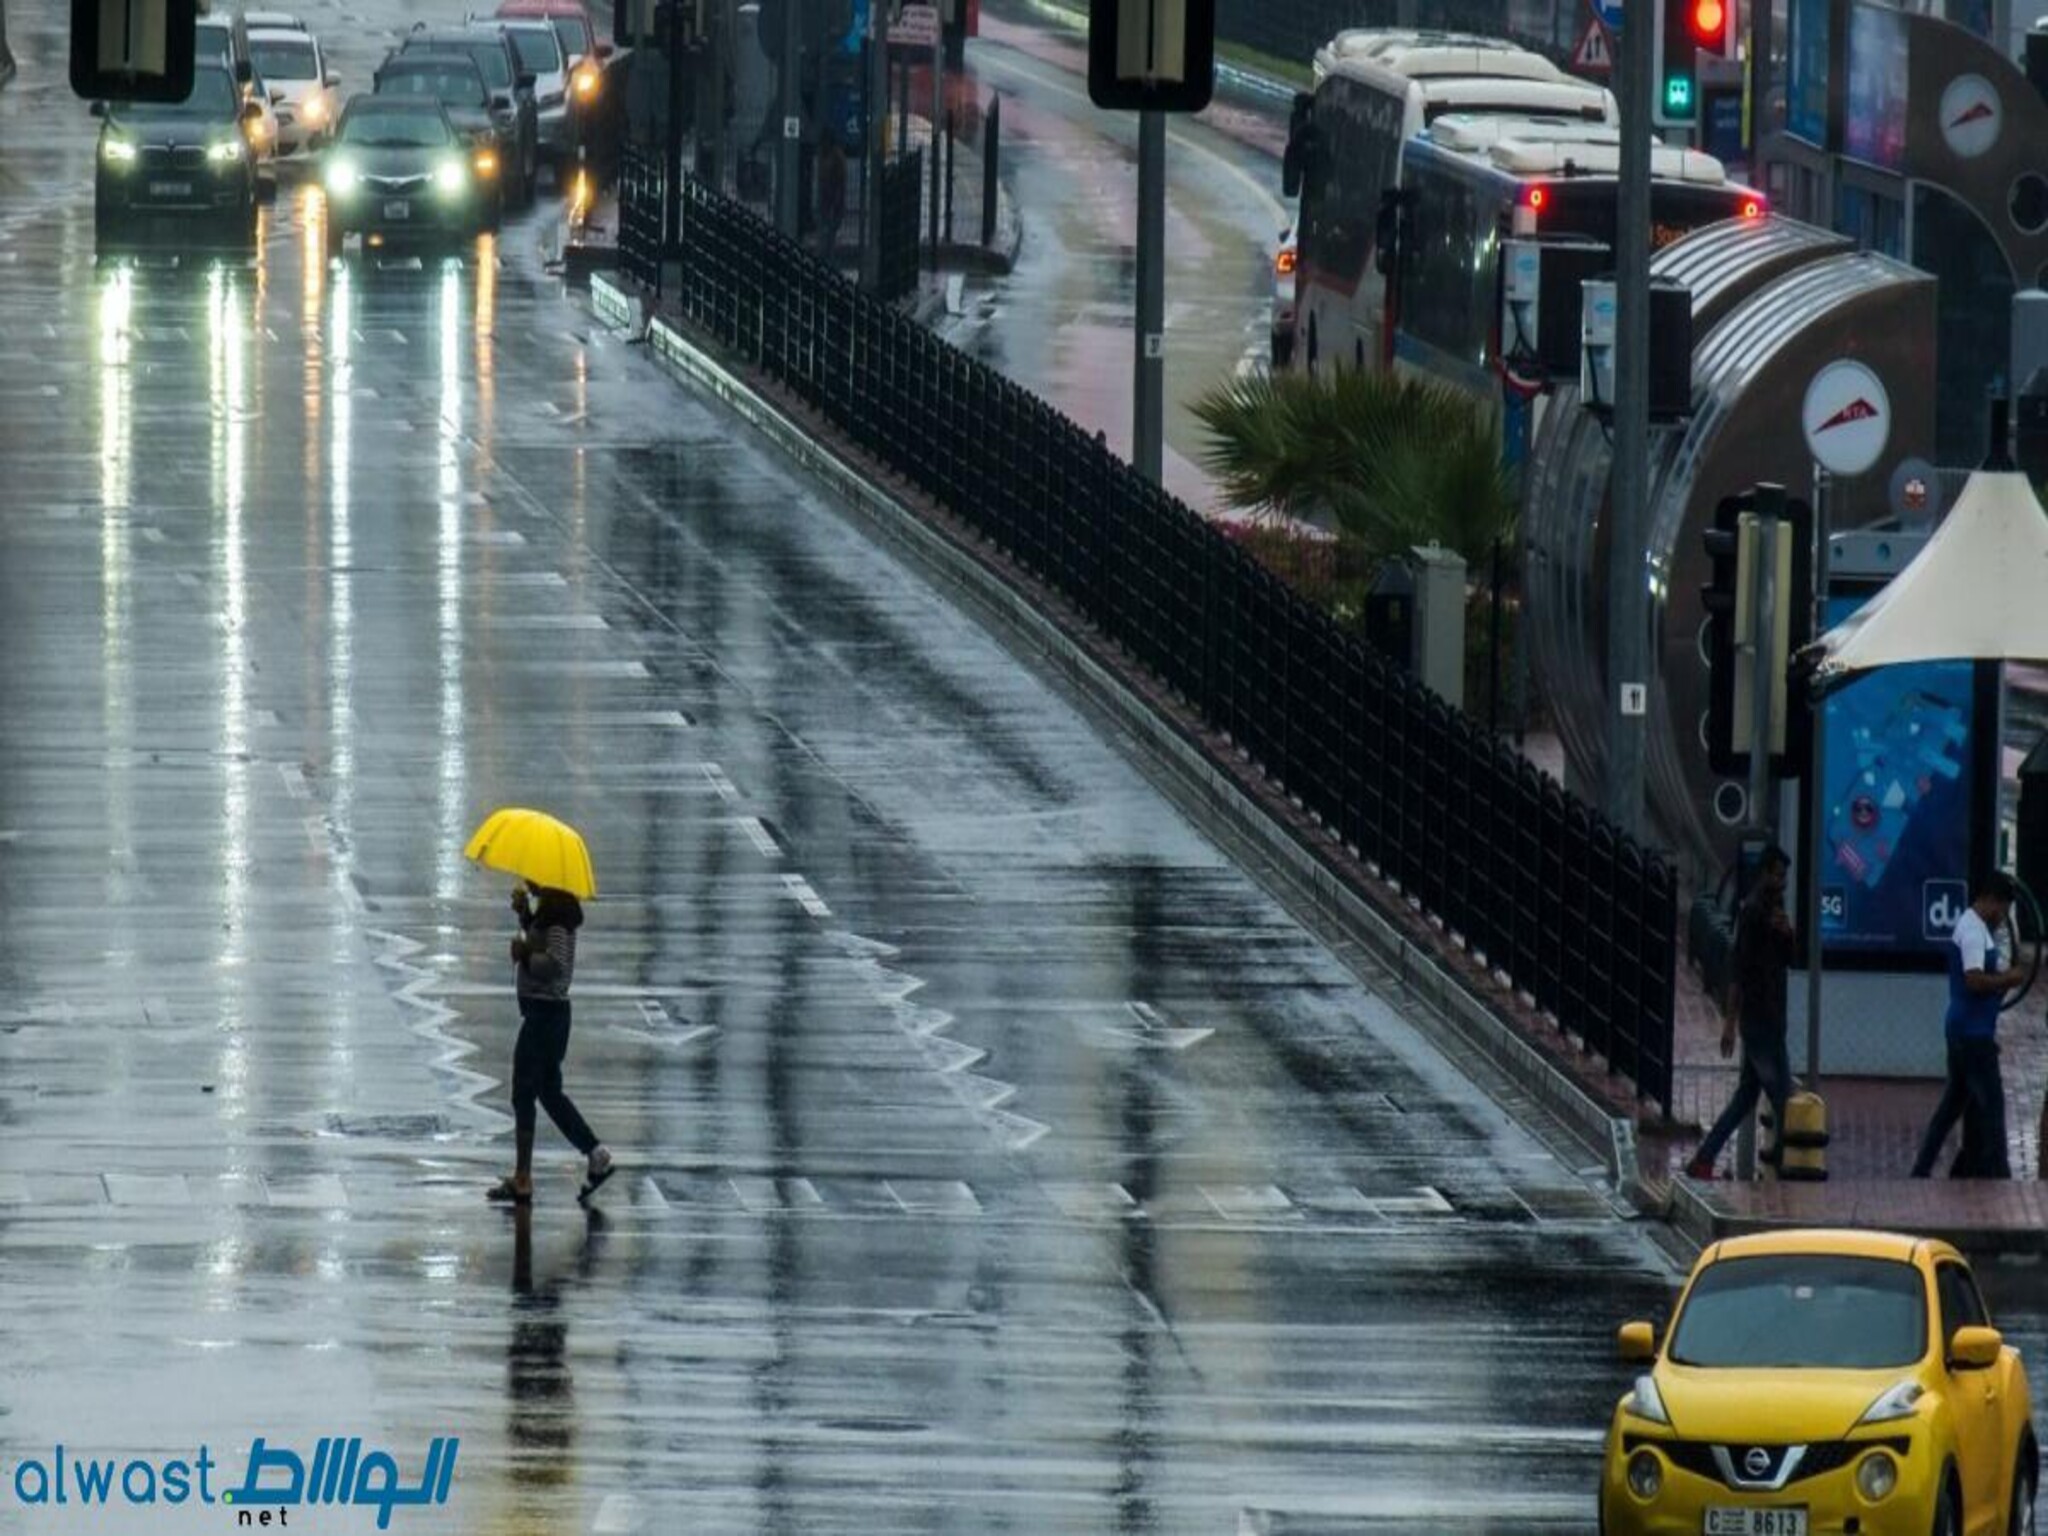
{"left": 465, "top": 809, "right": 616, "bottom": 1206}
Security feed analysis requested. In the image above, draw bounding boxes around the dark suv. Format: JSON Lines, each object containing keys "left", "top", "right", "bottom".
{"left": 94, "top": 64, "right": 261, "bottom": 249}
{"left": 390, "top": 25, "right": 537, "bottom": 205}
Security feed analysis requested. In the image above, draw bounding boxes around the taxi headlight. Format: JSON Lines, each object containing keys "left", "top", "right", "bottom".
{"left": 1626, "top": 1374, "right": 1671, "bottom": 1426}
{"left": 302, "top": 97, "right": 327, "bottom": 126}
{"left": 574, "top": 65, "right": 599, "bottom": 98}
{"left": 102, "top": 137, "right": 139, "bottom": 164}
{"left": 1856, "top": 1451, "right": 1899, "bottom": 1502}
{"left": 1857, "top": 1380, "right": 1925, "bottom": 1426}
{"left": 1626, "top": 1448, "right": 1663, "bottom": 1501}
{"left": 435, "top": 157, "right": 466, "bottom": 196}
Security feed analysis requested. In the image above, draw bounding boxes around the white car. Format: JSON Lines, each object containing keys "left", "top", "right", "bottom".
{"left": 483, "top": 17, "right": 570, "bottom": 166}
{"left": 249, "top": 26, "right": 340, "bottom": 156}
{"left": 243, "top": 9, "right": 307, "bottom": 29}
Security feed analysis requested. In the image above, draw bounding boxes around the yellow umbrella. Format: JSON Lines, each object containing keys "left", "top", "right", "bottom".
{"left": 463, "top": 807, "right": 597, "bottom": 899}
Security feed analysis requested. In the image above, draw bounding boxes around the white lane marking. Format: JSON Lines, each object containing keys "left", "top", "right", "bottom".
{"left": 1090, "top": 1000, "right": 1214, "bottom": 1051}
{"left": 983, "top": 1109, "right": 1050, "bottom": 1151}
{"left": 885, "top": 1180, "right": 981, "bottom": 1216}
{"left": 1202, "top": 1185, "right": 1300, "bottom": 1221}
{"left": 140, "top": 527, "right": 166, "bottom": 543}
{"left": 264, "top": 1174, "right": 347, "bottom": 1209}
{"left": 593, "top": 1493, "right": 644, "bottom": 1534}
{"left": 279, "top": 762, "right": 311, "bottom": 800}
{"left": 635, "top": 1176, "right": 670, "bottom": 1211}
{"left": 467, "top": 530, "right": 525, "bottom": 545}
{"left": 366, "top": 930, "right": 507, "bottom": 1131}
{"left": 1370, "top": 1186, "right": 1456, "bottom": 1217}
{"left": 780, "top": 875, "right": 831, "bottom": 917}
{"left": 534, "top": 660, "right": 648, "bottom": 678}
{"left": 920, "top": 1035, "right": 987, "bottom": 1074}
{"left": 700, "top": 762, "right": 740, "bottom": 800}
{"left": 1045, "top": 1182, "right": 1137, "bottom": 1220}
{"left": 489, "top": 612, "right": 609, "bottom": 629}
{"left": 730, "top": 816, "right": 780, "bottom": 857}
{"left": 103, "top": 1174, "right": 193, "bottom": 1206}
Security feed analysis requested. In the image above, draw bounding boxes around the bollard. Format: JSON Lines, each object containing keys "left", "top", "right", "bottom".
{"left": 1776, "top": 1091, "right": 1829, "bottom": 1181}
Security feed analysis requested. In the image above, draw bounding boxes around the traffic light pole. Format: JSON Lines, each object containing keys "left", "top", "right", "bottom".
{"left": 1803, "top": 468, "right": 1832, "bottom": 1088}
{"left": 776, "top": 0, "right": 801, "bottom": 236}
{"left": 1735, "top": 488, "right": 1781, "bottom": 1183}
{"left": 1606, "top": 0, "right": 1652, "bottom": 837}
{"left": 1134, "top": 109, "right": 1165, "bottom": 485}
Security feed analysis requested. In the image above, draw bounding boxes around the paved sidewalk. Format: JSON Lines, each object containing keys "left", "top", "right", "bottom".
{"left": 1651, "top": 935, "right": 2048, "bottom": 1250}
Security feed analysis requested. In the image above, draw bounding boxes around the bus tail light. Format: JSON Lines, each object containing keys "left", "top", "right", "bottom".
{"left": 1740, "top": 196, "right": 1766, "bottom": 220}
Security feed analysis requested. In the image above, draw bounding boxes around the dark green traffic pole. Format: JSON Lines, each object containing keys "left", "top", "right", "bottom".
{"left": 1133, "top": 107, "right": 1163, "bottom": 485}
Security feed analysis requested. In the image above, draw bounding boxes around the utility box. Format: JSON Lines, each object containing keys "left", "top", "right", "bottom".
{"left": 1579, "top": 277, "right": 1695, "bottom": 422}
{"left": 1364, "top": 560, "right": 1415, "bottom": 671}
{"left": 1410, "top": 544, "right": 1468, "bottom": 707}
{"left": 1501, "top": 237, "right": 1609, "bottom": 381}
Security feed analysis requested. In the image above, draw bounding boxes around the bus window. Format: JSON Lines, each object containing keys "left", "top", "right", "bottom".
{"left": 1546, "top": 181, "right": 1760, "bottom": 254}
{"left": 1400, "top": 163, "right": 1494, "bottom": 371}
{"left": 1299, "top": 77, "right": 1401, "bottom": 299}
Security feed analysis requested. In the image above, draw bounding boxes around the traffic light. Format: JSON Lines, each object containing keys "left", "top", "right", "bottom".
{"left": 1658, "top": 0, "right": 1731, "bottom": 124}
{"left": 1702, "top": 488, "right": 1814, "bottom": 777}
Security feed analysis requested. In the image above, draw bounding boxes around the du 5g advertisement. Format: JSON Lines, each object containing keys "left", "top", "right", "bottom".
{"left": 1806, "top": 587, "right": 1999, "bottom": 968}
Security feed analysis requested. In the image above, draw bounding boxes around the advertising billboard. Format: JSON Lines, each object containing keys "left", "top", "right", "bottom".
{"left": 1808, "top": 588, "right": 1993, "bottom": 967}
{"left": 1843, "top": 4, "right": 1908, "bottom": 169}
{"left": 1785, "top": 0, "right": 1832, "bottom": 146}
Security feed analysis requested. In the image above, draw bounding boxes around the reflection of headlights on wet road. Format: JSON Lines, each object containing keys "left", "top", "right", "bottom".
{"left": 101, "top": 137, "right": 138, "bottom": 165}
{"left": 325, "top": 157, "right": 360, "bottom": 195}
{"left": 435, "top": 158, "right": 467, "bottom": 197}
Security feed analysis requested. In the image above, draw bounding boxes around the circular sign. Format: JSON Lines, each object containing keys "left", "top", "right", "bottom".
{"left": 1803, "top": 360, "right": 1892, "bottom": 477}
{"left": 1940, "top": 74, "right": 2003, "bottom": 160}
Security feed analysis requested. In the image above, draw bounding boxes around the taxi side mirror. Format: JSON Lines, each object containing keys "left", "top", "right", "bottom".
{"left": 1618, "top": 1321, "right": 1657, "bottom": 1364}
{"left": 1950, "top": 1325, "right": 2003, "bottom": 1371}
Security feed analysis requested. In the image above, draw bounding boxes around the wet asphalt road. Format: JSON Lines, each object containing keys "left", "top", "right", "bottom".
{"left": 945, "top": 3, "right": 1287, "bottom": 514}
{"left": 5, "top": 3, "right": 2048, "bottom": 1533}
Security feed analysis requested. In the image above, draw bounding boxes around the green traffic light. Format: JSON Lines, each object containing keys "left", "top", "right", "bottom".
{"left": 1663, "top": 72, "right": 1694, "bottom": 114}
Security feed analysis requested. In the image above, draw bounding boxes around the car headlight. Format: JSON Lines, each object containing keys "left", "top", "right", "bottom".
{"left": 1856, "top": 1450, "right": 1899, "bottom": 1502}
{"left": 207, "top": 138, "right": 246, "bottom": 163}
{"left": 325, "top": 156, "right": 360, "bottom": 195}
{"left": 1626, "top": 1374, "right": 1670, "bottom": 1426}
{"left": 101, "top": 136, "right": 139, "bottom": 164}
{"left": 302, "top": 97, "right": 327, "bottom": 127}
{"left": 573, "top": 65, "right": 599, "bottom": 98}
{"left": 435, "top": 157, "right": 466, "bottom": 196}
{"left": 1856, "top": 1380, "right": 1925, "bottom": 1426}
{"left": 473, "top": 150, "right": 499, "bottom": 177}
{"left": 1626, "top": 1448, "right": 1663, "bottom": 1501}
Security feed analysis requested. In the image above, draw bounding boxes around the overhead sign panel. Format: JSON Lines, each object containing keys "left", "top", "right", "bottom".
{"left": 1087, "top": 0, "right": 1215, "bottom": 113}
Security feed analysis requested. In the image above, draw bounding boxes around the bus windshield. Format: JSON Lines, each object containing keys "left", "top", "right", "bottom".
{"left": 1544, "top": 181, "right": 1759, "bottom": 254}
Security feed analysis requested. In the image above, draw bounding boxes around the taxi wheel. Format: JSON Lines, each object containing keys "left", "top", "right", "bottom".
{"left": 2013, "top": 1446, "right": 2038, "bottom": 1536}
{"left": 1935, "top": 1474, "right": 1962, "bottom": 1536}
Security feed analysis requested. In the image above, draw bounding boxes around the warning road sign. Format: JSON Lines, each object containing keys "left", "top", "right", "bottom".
{"left": 1572, "top": 17, "right": 1613, "bottom": 73}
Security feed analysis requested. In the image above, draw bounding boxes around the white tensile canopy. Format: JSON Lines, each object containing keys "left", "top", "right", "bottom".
{"left": 1811, "top": 469, "right": 2048, "bottom": 686}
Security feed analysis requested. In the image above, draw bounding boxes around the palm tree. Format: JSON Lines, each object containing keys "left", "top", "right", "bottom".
{"left": 1192, "top": 368, "right": 1517, "bottom": 567}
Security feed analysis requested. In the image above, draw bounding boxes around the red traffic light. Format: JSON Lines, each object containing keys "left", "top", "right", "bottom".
{"left": 1688, "top": 0, "right": 1726, "bottom": 45}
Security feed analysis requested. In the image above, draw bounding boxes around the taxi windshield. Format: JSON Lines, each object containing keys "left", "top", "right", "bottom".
{"left": 508, "top": 27, "right": 562, "bottom": 74}
{"left": 1668, "top": 1255, "right": 1927, "bottom": 1370}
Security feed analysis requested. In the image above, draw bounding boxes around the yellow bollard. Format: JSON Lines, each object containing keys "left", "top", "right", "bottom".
{"left": 1776, "top": 1091, "right": 1830, "bottom": 1181}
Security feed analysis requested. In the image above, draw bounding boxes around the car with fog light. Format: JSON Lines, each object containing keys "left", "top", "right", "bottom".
{"left": 392, "top": 25, "right": 538, "bottom": 206}
{"left": 493, "top": 0, "right": 610, "bottom": 116}
{"left": 369, "top": 56, "right": 509, "bottom": 229}
{"left": 322, "top": 98, "right": 484, "bottom": 257}
{"left": 94, "top": 64, "right": 261, "bottom": 250}
{"left": 249, "top": 25, "right": 339, "bottom": 157}
{"left": 1602, "top": 1230, "right": 2035, "bottom": 1536}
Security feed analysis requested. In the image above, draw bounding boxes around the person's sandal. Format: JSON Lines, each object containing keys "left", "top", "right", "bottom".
{"left": 486, "top": 1177, "right": 532, "bottom": 1205}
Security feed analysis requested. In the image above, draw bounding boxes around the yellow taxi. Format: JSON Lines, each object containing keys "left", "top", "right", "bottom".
{"left": 1601, "top": 1230, "right": 2035, "bottom": 1536}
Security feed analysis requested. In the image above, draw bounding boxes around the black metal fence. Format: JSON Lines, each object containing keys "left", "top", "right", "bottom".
{"left": 1216, "top": 0, "right": 1579, "bottom": 70}
{"left": 665, "top": 177, "right": 1678, "bottom": 1111}
{"left": 619, "top": 140, "right": 667, "bottom": 293}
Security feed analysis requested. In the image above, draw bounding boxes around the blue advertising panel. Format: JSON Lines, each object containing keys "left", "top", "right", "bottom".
{"left": 1811, "top": 591, "right": 1978, "bottom": 964}
{"left": 1843, "top": 4, "right": 1908, "bottom": 169}
{"left": 1785, "top": 0, "right": 1831, "bottom": 146}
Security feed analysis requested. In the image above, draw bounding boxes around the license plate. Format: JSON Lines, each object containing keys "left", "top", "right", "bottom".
{"left": 383, "top": 199, "right": 410, "bottom": 220}
{"left": 150, "top": 181, "right": 192, "bottom": 197}
{"left": 1704, "top": 1510, "right": 1807, "bottom": 1536}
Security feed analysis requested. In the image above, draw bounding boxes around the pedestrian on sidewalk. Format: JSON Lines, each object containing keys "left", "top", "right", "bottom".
{"left": 1687, "top": 846, "right": 1795, "bottom": 1180}
{"left": 1911, "top": 872, "right": 2026, "bottom": 1179}
{"left": 487, "top": 882, "right": 616, "bottom": 1205}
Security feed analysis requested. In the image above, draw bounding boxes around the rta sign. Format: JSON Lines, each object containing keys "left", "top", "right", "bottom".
{"left": 1923, "top": 880, "right": 1971, "bottom": 940}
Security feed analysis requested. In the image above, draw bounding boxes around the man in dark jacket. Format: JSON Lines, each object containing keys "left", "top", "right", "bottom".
{"left": 1688, "top": 846, "right": 1796, "bottom": 1179}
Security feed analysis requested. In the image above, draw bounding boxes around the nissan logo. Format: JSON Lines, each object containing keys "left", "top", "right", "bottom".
{"left": 1744, "top": 1447, "right": 1773, "bottom": 1477}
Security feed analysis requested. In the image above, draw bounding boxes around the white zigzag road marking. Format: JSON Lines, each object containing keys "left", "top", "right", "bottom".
{"left": 367, "top": 929, "right": 511, "bottom": 1135}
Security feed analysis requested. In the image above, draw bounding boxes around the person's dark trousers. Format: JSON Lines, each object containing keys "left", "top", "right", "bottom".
{"left": 512, "top": 996, "right": 599, "bottom": 1156}
{"left": 1911, "top": 1037, "right": 2010, "bottom": 1178}
{"left": 1694, "top": 1023, "right": 1793, "bottom": 1169}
